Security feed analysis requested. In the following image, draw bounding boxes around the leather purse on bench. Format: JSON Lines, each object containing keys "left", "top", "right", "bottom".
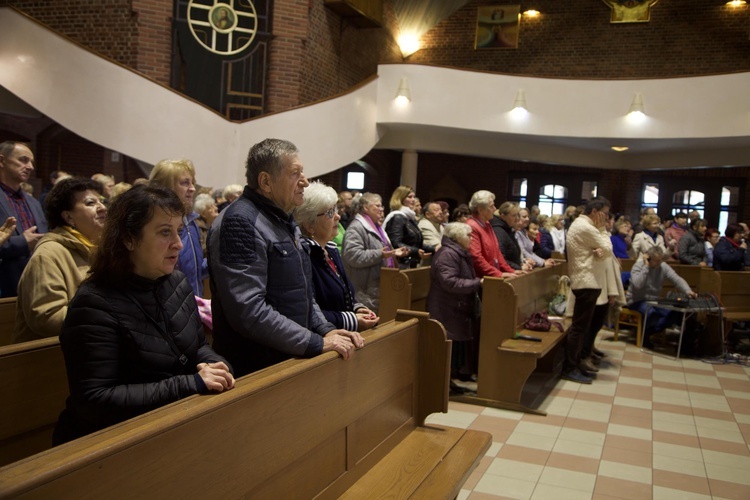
{"left": 524, "top": 311, "right": 564, "bottom": 333}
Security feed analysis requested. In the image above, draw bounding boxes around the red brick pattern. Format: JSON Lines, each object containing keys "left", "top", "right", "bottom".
{"left": 411, "top": 0, "right": 750, "bottom": 78}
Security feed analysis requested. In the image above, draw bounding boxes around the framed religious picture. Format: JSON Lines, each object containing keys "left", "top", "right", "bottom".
{"left": 602, "top": 0, "right": 659, "bottom": 23}
{"left": 474, "top": 5, "right": 521, "bottom": 49}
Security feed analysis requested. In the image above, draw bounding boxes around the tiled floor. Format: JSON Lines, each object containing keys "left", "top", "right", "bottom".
{"left": 425, "top": 333, "right": 750, "bottom": 500}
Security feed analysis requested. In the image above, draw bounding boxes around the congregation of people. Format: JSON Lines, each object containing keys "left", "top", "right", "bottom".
{"left": 2, "top": 138, "right": 749, "bottom": 442}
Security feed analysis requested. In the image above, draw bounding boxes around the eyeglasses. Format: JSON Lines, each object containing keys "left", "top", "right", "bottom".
{"left": 317, "top": 207, "right": 336, "bottom": 219}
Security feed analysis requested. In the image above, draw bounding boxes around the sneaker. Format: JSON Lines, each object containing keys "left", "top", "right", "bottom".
{"left": 561, "top": 369, "right": 593, "bottom": 384}
{"left": 580, "top": 358, "right": 600, "bottom": 373}
{"left": 592, "top": 347, "right": 608, "bottom": 358}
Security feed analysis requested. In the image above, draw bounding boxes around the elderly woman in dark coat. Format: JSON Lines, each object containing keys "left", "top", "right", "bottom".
{"left": 295, "top": 181, "right": 380, "bottom": 332}
{"left": 54, "top": 186, "right": 234, "bottom": 445}
{"left": 426, "top": 222, "right": 483, "bottom": 385}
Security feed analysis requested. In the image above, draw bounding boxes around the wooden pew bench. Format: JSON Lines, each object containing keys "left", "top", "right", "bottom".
{"left": 455, "top": 266, "right": 567, "bottom": 415}
{"left": 0, "top": 338, "right": 68, "bottom": 467}
{"left": 0, "top": 297, "right": 17, "bottom": 347}
{"left": 699, "top": 268, "right": 750, "bottom": 355}
{"left": 378, "top": 266, "right": 431, "bottom": 322}
{"left": 0, "top": 311, "right": 491, "bottom": 499}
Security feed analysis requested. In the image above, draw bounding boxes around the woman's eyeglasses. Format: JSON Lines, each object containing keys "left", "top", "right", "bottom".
{"left": 317, "top": 207, "right": 336, "bottom": 219}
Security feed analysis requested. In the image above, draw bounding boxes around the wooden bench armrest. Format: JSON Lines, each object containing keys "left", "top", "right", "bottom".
{"left": 340, "top": 425, "right": 491, "bottom": 499}
{"left": 499, "top": 328, "right": 566, "bottom": 357}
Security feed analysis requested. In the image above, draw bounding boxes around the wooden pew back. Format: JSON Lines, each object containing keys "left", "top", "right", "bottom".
{"left": 0, "top": 297, "right": 17, "bottom": 347}
{"left": 699, "top": 269, "right": 750, "bottom": 314}
{"left": 0, "top": 312, "right": 478, "bottom": 499}
{"left": 474, "top": 266, "right": 565, "bottom": 410}
{"left": 378, "top": 266, "right": 431, "bottom": 322}
{"left": 0, "top": 338, "right": 68, "bottom": 466}
{"left": 662, "top": 264, "right": 703, "bottom": 295}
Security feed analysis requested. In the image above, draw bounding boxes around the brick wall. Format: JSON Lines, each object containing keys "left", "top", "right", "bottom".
{"left": 410, "top": 0, "right": 750, "bottom": 78}
{"left": 299, "top": 1, "right": 401, "bottom": 105}
{"left": 131, "top": 0, "right": 173, "bottom": 84}
{"left": 1, "top": 0, "right": 140, "bottom": 71}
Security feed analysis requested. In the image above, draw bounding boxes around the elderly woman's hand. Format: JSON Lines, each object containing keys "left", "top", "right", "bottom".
{"left": 393, "top": 247, "right": 409, "bottom": 258}
{"left": 355, "top": 307, "right": 379, "bottom": 331}
{"left": 0, "top": 217, "right": 16, "bottom": 246}
{"left": 197, "top": 362, "right": 235, "bottom": 392}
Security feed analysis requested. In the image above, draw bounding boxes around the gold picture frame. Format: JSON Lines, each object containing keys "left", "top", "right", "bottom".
{"left": 474, "top": 5, "right": 521, "bottom": 49}
{"left": 602, "top": 0, "right": 659, "bottom": 23}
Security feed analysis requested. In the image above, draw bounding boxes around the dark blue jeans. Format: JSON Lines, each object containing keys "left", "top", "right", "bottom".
{"left": 630, "top": 301, "right": 681, "bottom": 339}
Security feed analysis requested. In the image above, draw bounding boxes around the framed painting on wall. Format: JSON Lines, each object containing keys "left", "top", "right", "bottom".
{"left": 474, "top": 5, "right": 521, "bottom": 49}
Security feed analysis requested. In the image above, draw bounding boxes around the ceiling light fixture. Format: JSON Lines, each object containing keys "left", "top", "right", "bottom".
{"left": 395, "top": 77, "right": 411, "bottom": 105}
{"left": 611, "top": 146, "right": 629, "bottom": 152}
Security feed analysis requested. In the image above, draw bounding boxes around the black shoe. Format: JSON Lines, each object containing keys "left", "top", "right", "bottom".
{"left": 449, "top": 381, "right": 466, "bottom": 395}
{"left": 592, "top": 347, "right": 608, "bottom": 358}
{"left": 561, "top": 369, "right": 593, "bottom": 384}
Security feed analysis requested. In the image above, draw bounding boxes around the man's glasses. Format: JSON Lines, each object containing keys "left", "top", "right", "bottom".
{"left": 317, "top": 206, "right": 336, "bottom": 219}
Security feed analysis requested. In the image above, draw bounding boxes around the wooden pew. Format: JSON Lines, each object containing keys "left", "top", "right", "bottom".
{"left": 455, "top": 266, "right": 567, "bottom": 415}
{"left": 0, "top": 311, "right": 491, "bottom": 499}
{"left": 378, "top": 266, "right": 431, "bottom": 322}
{"left": 0, "top": 297, "right": 17, "bottom": 347}
{"left": 699, "top": 268, "right": 750, "bottom": 355}
{"left": 0, "top": 338, "right": 68, "bottom": 467}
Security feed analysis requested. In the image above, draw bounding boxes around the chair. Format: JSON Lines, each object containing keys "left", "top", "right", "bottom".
{"left": 614, "top": 307, "right": 643, "bottom": 347}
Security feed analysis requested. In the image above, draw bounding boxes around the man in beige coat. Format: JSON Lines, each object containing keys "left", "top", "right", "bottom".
{"left": 562, "top": 197, "right": 612, "bottom": 384}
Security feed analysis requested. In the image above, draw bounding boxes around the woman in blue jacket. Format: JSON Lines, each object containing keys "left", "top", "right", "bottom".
{"left": 149, "top": 158, "right": 207, "bottom": 296}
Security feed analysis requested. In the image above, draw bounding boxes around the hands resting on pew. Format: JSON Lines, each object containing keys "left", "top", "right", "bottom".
{"left": 323, "top": 329, "right": 365, "bottom": 360}
{"left": 197, "top": 361, "right": 235, "bottom": 392}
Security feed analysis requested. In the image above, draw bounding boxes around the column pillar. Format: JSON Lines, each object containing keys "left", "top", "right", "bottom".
{"left": 401, "top": 149, "right": 418, "bottom": 190}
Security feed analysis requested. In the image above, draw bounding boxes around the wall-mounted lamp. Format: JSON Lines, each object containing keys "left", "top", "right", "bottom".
{"left": 395, "top": 77, "right": 411, "bottom": 104}
{"left": 523, "top": 9, "right": 541, "bottom": 17}
{"left": 512, "top": 89, "right": 527, "bottom": 111}
{"left": 628, "top": 92, "right": 645, "bottom": 116}
{"left": 726, "top": 0, "right": 747, "bottom": 7}
{"left": 397, "top": 34, "right": 421, "bottom": 58}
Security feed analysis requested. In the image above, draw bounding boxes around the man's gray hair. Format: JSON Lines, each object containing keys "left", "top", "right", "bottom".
{"left": 444, "top": 222, "right": 472, "bottom": 242}
{"left": 245, "top": 138, "right": 298, "bottom": 189}
{"left": 469, "top": 190, "right": 495, "bottom": 213}
{"left": 647, "top": 246, "right": 665, "bottom": 259}
{"left": 193, "top": 193, "right": 216, "bottom": 214}
{"left": 294, "top": 181, "right": 337, "bottom": 234}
